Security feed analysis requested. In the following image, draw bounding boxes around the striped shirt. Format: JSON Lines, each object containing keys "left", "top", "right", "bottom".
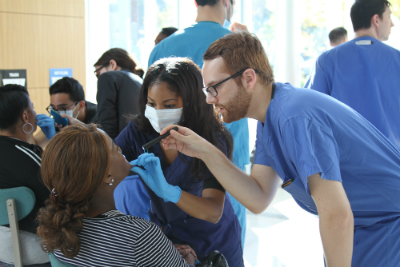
{"left": 55, "top": 210, "right": 193, "bottom": 267}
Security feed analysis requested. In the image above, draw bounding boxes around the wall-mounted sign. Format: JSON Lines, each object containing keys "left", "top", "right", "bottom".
{"left": 0, "top": 69, "right": 27, "bottom": 87}
{"left": 49, "top": 68, "right": 73, "bottom": 86}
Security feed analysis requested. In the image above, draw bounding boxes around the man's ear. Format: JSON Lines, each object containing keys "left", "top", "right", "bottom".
{"left": 242, "top": 69, "right": 257, "bottom": 91}
{"left": 77, "top": 100, "right": 86, "bottom": 112}
{"left": 371, "top": 14, "right": 380, "bottom": 28}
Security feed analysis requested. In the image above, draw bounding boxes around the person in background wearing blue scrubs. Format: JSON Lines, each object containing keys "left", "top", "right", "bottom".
{"left": 307, "top": 0, "right": 400, "bottom": 148}
{"left": 115, "top": 57, "right": 244, "bottom": 266}
{"left": 328, "top": 27, "right": 348, "bottom": 47}
{"left": 160, "top": 31, "right": 400, "bottom": 267}
{"left": 147, "top": 0, "right": 250, "bottom": 247}
{"left": 154, "top": 27, "right": 178, "bottom": 45}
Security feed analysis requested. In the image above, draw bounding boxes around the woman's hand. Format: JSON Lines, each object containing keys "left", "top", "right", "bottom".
{"left": 174, "top": 244, "right": 197, "bottom": 265}
{"left": 130, "top": 153, "right": 182, "bottom": 203}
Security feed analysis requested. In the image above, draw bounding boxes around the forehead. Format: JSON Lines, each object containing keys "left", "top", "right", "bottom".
{"left": 100, "top": 129, "right": 113, "bottom": 150}
{"left": 202, "top": 57, "right": 229, "bottom": 85}
{"left": 50, "top": 93, "right": 73, "bottom": 105}
{"left": 148, "top": 82, "right": 178, "bottom": 96}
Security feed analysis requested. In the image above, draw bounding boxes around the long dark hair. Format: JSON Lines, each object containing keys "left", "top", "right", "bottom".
{"left": 134, "top": 57, "right": 233, "bottom": 180}
{"left": 37, "top": 124, "right": 110, "bottom": 258}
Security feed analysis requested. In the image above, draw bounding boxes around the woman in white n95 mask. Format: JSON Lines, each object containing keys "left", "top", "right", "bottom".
{"left": 114, "top": 57, "right": 245, "bottom": 266}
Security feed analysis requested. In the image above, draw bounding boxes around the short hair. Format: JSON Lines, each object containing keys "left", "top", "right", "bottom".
{"left": 49, "top": 77, "right": 85, "bottom": 102}
{"left": 94, "top": 48, "right": 142, "bottom": 77}
{"left": 351, "top": 0, "right": 391, "bottom": 31}
{"left": 0, "top": 84, "right": 30, "bottom": 131}
{"left": 195, "top": 0, "right": 219, "bottom": 6}
{"left": 203, "top": 31, "right": 274, "bottom": 86}
{"left": 329, "top": 27, "right": 348, "bottom": 44}
{"left": 160, "top": 27, "right": 178, "bottom": 37}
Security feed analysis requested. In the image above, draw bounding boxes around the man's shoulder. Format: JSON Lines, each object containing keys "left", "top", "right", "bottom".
{"left": 84, "top": 101, "right": 98, "bottom": 123}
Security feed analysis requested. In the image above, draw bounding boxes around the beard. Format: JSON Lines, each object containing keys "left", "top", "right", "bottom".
{"left": 217, "top": 85, "right": 251, "bottom": 123}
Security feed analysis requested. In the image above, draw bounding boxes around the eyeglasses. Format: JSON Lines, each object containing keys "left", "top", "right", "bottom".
{"left": 202, "top": 68, "right": 257, "bottom": 97}
{"left": 94, "top": 65, "right": 107, "bottom": 78}
{"left": 46, "top": 102, "right": 78, "bottom": 114}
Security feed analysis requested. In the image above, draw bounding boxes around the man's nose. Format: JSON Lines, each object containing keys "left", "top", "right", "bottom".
{"left": 205, "top": 93, "right": 216, "bottom": 105}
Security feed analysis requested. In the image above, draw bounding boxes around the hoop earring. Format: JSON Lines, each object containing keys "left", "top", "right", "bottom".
{"left": 22, "top": 123, "right": 33, "bottom": 134}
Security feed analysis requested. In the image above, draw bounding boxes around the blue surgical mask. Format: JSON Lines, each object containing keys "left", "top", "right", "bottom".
{"left": 223, "top": 2, "right": 232, "bottom": 29}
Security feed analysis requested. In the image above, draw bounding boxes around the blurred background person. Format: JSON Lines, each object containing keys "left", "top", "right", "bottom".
{"left": 329, "top": 27, "right": 348, "bottom": 47}
{"left": 155, "top": 27, "right": 178, "bottom": 45}
{"left": 307, "top": 0, "right": 400, "bottom": 148}
{"left": 94, "top": 48, "right": 143, "bottom": 139}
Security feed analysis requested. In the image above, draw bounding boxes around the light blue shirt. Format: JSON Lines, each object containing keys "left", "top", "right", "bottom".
{"left": 306, "top": 36, "right": 400, "bottom": 148}
{"left": 149, "top": 21, "right": 230, "bottom": 68}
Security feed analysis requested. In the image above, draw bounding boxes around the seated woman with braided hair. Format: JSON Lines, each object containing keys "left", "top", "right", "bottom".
{"left": 0, "top": 84, "right": 57, "bottom": 267}
{"left": 36, "top": 124, "right": 196, "bottom": 267}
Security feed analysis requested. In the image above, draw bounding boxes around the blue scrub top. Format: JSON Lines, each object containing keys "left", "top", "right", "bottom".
{"left": 147, "top": 21, "right": 249, "bottom": 247}
{"left": 115, "top": 121, "right": 244, "bottom": 266}
{"left": 254, "top": 82, "right": 400, "bottom": 228}
{"left": 307, "top": 36, "right": 400, "bottom": 148}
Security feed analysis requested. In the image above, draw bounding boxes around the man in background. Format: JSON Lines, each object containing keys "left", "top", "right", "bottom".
{"left": 328, "top": 27, "right": 348, "bottom": 47}
{"left": 307, "top": 0, "right": 400, "bottom": 148}
{"left": 49, "top": 77, "right": 97, "bottom": 125}
{"left": 154, "top": 27, "right": 178, "bottom": 45}
{"left": 148, "top": 0, "right": 249, "bottom": 248}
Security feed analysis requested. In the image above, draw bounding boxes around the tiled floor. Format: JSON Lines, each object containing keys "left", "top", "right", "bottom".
{"left": 242, "top": 188, "right": 324, "bottom": 267}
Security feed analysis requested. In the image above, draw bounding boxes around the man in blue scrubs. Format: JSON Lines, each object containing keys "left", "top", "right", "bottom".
{"left": 161, "top": 31, "right": 400, "bottom": 267}
{"left": 148, "top": 0, "right": 249, "bottom": 246}
{"left": 307, "top": 0, "right": 400, "bottom": 148}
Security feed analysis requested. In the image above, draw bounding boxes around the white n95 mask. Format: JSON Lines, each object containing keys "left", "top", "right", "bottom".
{"left": 59, "top": 104, "right": 79, "bottom": 119}
{"left": 145, "top": 105, "right": 182, "bottom": 133}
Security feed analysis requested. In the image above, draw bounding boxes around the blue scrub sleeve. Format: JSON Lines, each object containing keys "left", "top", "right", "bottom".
{"left": 281, "top": 117, "right": 342, "bottom": 194}
{"left": 115, "top": 122, "right": 138, "bottom": 162}
{"left": 307, "top": 56, "right": 331, "bottom": 95}
{"left": 253, "top": 121, "right": 272, "bottom": 166}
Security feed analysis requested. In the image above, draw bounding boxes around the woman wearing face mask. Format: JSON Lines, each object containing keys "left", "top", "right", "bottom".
{"left": 115, "top": 58, "right": 244, "bottom": 266}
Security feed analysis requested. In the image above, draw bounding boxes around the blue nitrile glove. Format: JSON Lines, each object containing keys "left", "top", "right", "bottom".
{"left": 36, "top": 114, "right": 56, "bottom": 140}
{"left": 130, "top": 153, "right": 182, "bottom": 203}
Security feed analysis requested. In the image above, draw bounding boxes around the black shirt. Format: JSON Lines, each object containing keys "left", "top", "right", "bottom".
{"left": 0, "top": 136, "right": 49, "bottom": 233}
{"left": 83, "top": 100, "right": 98, "bottom": 124}
{"left": 96, "top": 70, "right": 142, "bottom": 139}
